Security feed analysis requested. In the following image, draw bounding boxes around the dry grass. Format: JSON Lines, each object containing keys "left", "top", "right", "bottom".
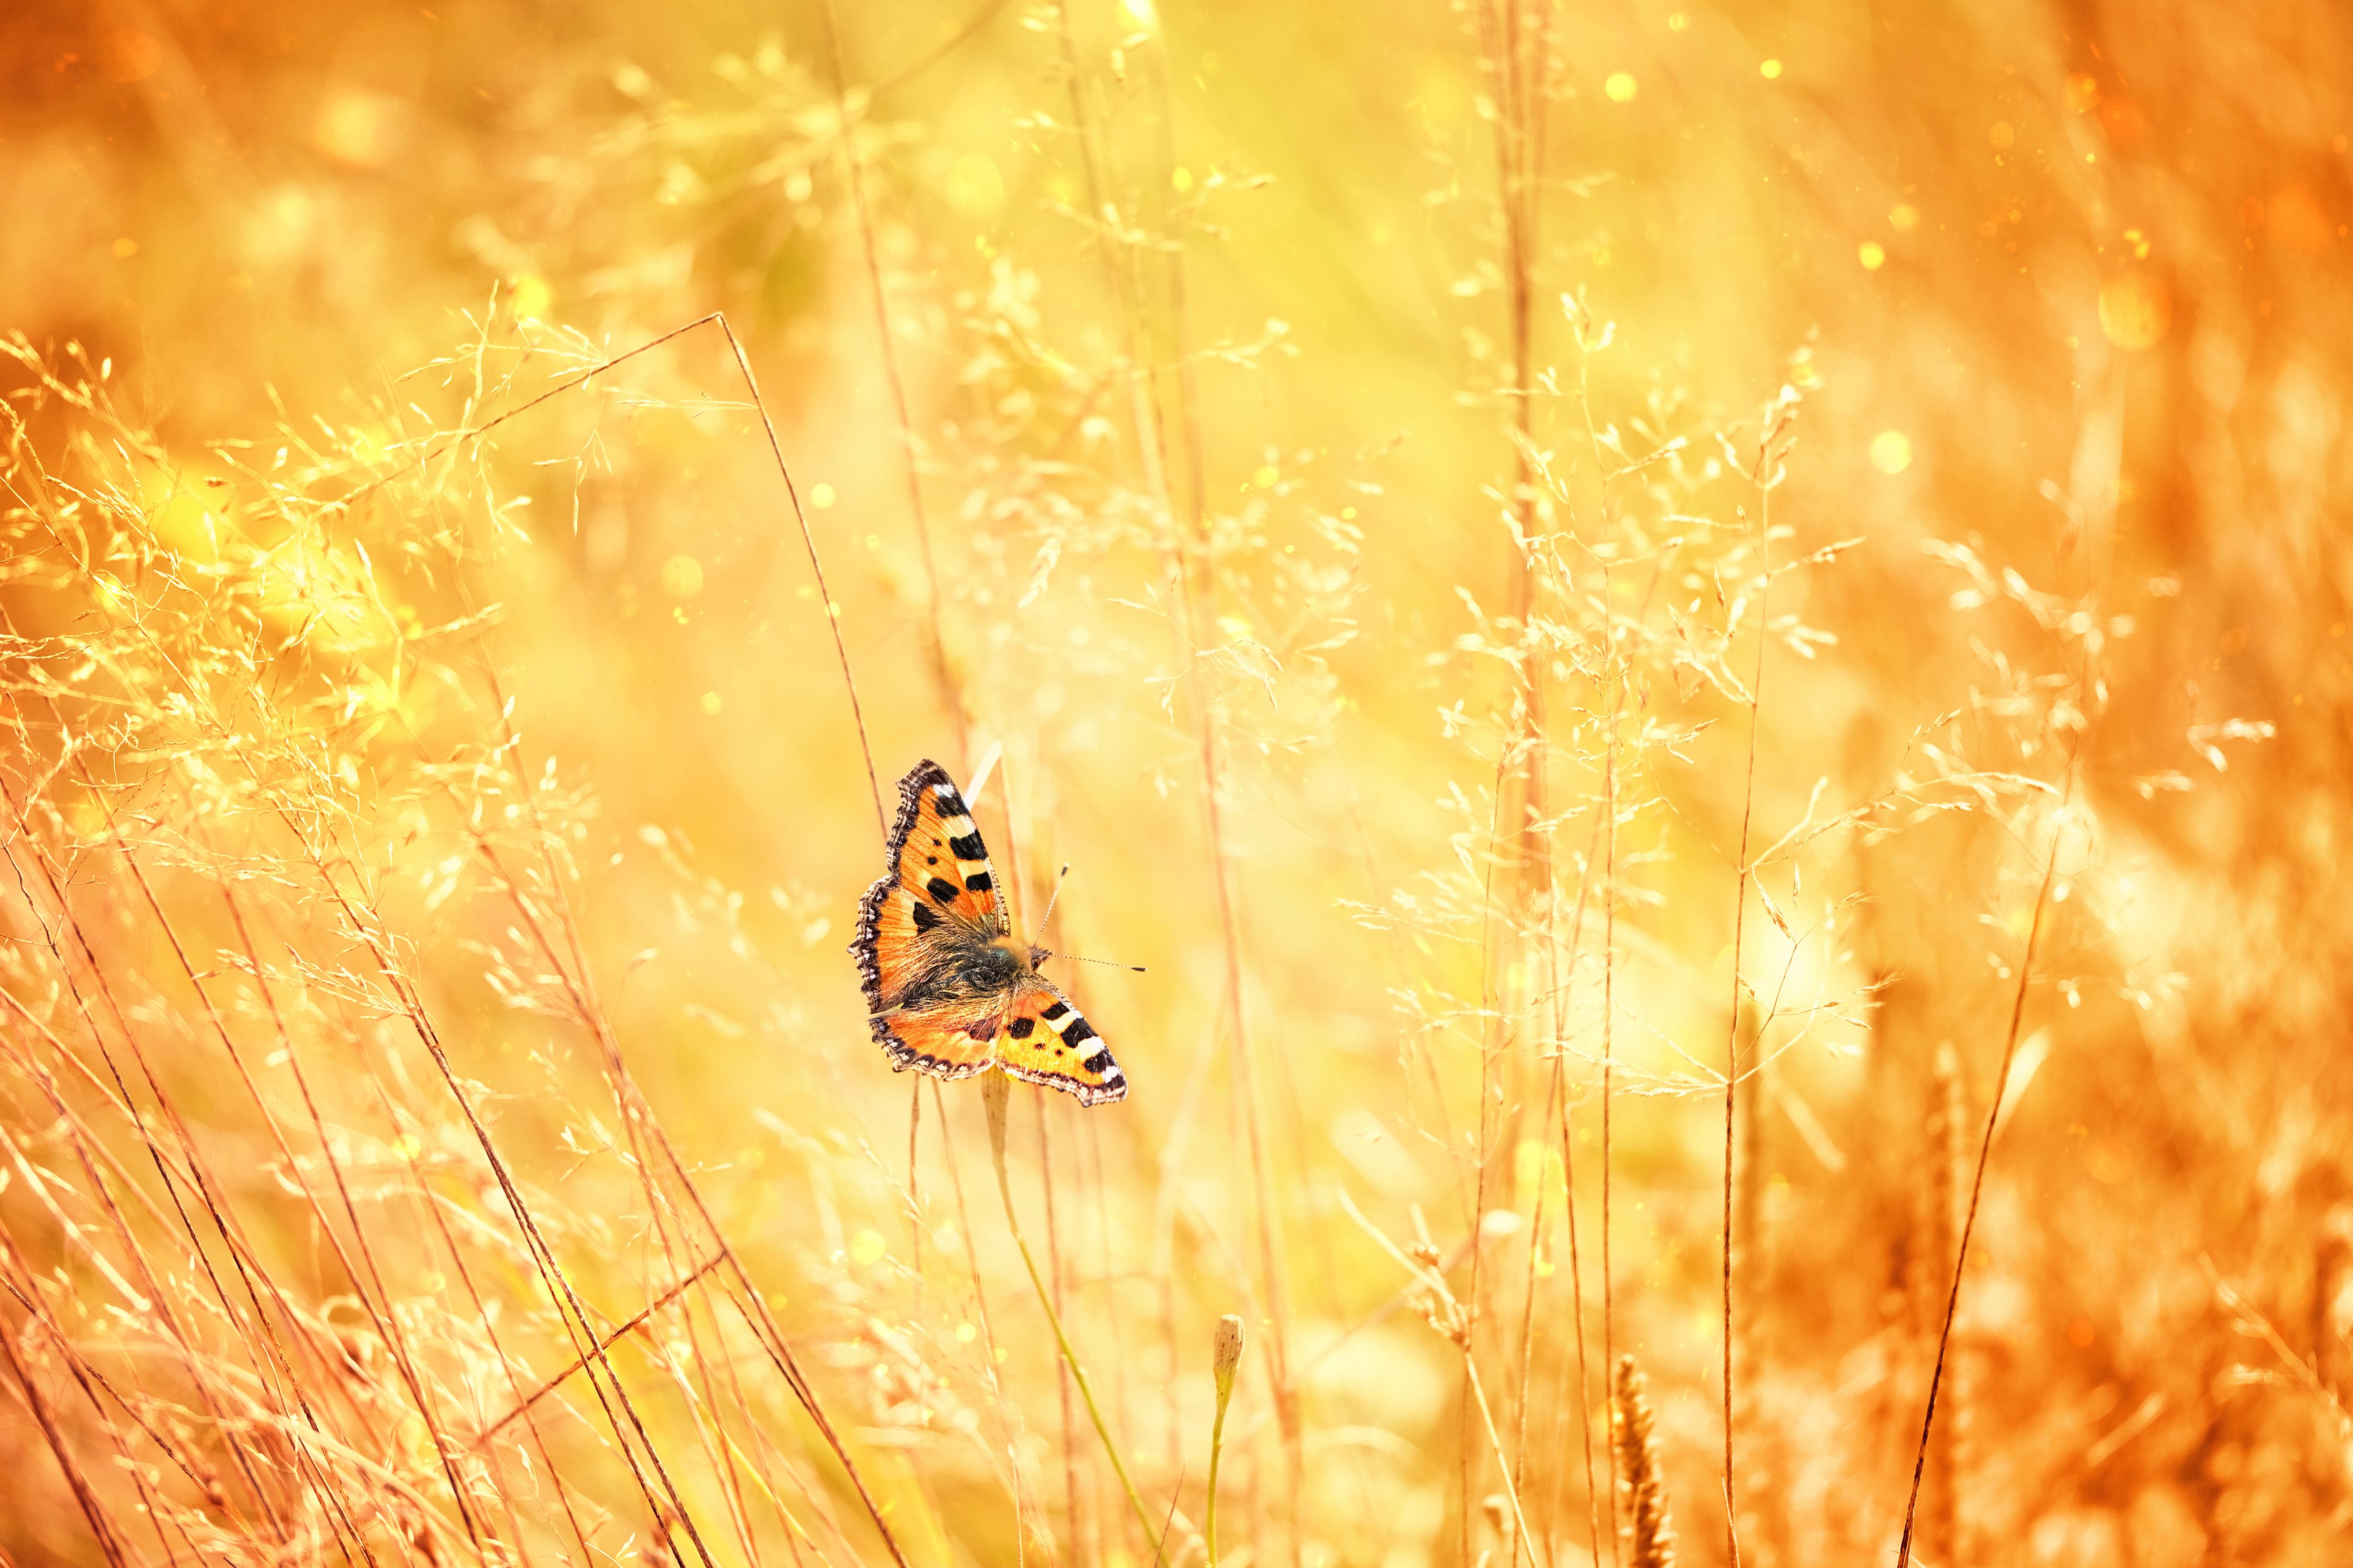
{"left": 4, "top": 1, "right": 2351, "bottom": 1564}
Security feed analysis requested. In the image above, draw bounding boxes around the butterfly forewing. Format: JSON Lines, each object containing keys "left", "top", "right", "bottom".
{"left": 854, "top": 761, "right": 1007, "bottom": 1068}
{"left": 890, "top": 761, "right": 1005, "bottom": 935}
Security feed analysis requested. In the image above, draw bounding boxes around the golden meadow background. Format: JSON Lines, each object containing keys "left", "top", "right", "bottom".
{"left": 1, "top": 0, "right": 2348, "bottom": 1564}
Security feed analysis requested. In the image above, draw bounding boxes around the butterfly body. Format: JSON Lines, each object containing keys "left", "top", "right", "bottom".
{"left": 850, "top": 760, "right": 1128, "bottom": 1106}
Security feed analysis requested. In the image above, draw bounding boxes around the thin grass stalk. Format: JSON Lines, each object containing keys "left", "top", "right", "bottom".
{"left": 272, "top": 801, "right": 729, "bottom": 1564}
{"left": 1716, "top": 470, "right": 1780, "bottom": 1568}
{"left": 909, "top": 1081, "right": 927, "bottom": 1279}
{"left": 1533, "top": 793, "right": 1613, "bottom": 1566}
{"left": 462, "top": 692, "right": 791, "bottom": 1566}
{"left": 472, "top": 1256, "right": 727, "bottom": 1444}
{"left": 1600, "top": 576, "right": 1622, "bottom": 1568}
{"left": 219, "top": 866, "right": 574, "bottom": 1548}
{"left": 0, "top": 1314, "right": 132, "bottom": 1567}
{"left": 456, "top": 816, "right": 886, "bottom": 1566}
{"left": 427, "top": 311, "right": 916, "bottom": 1562}
{"left": 817, "top": 0, "right": 967, "bottom": 763}
{"left": 0, "top": 772, "right": 356, "bottom": 1550}
{"left": 1511, "top": 1057, "right": 1558, "bottom": 1556}
{"left": 0, "top": 781, "right": 293, "bottom": 1541}
{"left": 1561, "top": 323, "right": 1635, "bottom": 1566}
{"left": 1733, "top": 1001, "right": 1769, "bottom": 1561}
{"left": 929, "top": 1080, "right": 1036, "bottom": 1564}
{"left": 1917, "top": 1045, "right": 1964, "bottom": 1566}
{"left": 1463, "top": 744, "right": 1513, "bottom": 1567}
{"left": 0, "top": 1240, "right": 215, "bottom": 1536}
{"left": 1487, "top": 14, "right": 1558, "bottom": 1483}
{"left": 981, "top": 1070, "right": 1167, "bottom": 1565}
{"left": 0, "top": 1002, "right": 277, "bottom": 1553}
{"left": 1130, "top": 26, "right": 1304, "bottom": 1526}
{"left": 469, "top": 831, "right": 767, "bottom": 1566}
{"left": 1555, "top": 1074, "right": 1604, "bottom": 1568}
{"left": 1039, "top": 1091, "right": 1089, "bottom": 1561}
{"left": 1082, "top": 1091, "right": 1142, "bottom": 1522}
{"left": 100, "top": 817, "right": 499, "bottom": 1559}
{"left": 1080, "top": 18, "right": 1305, "bottom": 1554}
{"left": 0, "top": 1249, "right": 190, "bottom": 1566}
{"left": 1894, "top": 785, "right": 2073, "bottom": 1568}
{"left": 1348, "top": 1193, "right": 1539, "bottom": 1561}
{"left": 1467, "top": 10, "right": 1555, "bottom": 1526}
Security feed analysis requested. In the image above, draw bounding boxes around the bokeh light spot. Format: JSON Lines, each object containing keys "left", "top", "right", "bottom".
{"left": 1869, "top": 430, "right": 1913, "bottom": 473}
{"left": 944, "top": 153, "right": 1004, "bottom": 217}
{"left": 849, "top": 1229, "right": 887, "bottom": 1267}
{"left": 699, "top": 691, "right": 722, "bottom": 715}
{"left": 313, "top": 85, "right": 411, "bottom": 169}
{"left": 1858, "top": 240, "right": 1886, "bottom": 270}
{"left": 1889, "top": 203, "right": 1921, "bottom": 232}
{"left": 1604, "top": 72, "right": 1638, "bottom": 103}
{"left": 661, "top": 554, "right": 705, "bottom": 599}
{"left": 810, "top": 482, "right": 837, "bottom": 509}
{"left": 2098, "top": 271, "right": 2172, "bottom": 350}
{"left": 103, "top": 29, "right": 161, "bottom": 84}
{"left": 1761, "top": 59, "right": 1784, "bottom": 79}
{"left": 1989, "top": 120, "right": 2016, "bottom": 149}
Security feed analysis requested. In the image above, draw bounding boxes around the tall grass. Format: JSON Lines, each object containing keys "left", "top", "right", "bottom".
{"left": 5, "top": 1, "right": 2350, "bottom": 1564}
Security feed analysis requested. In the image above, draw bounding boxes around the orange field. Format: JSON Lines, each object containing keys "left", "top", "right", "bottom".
{"left": 1, "top": 2, "right": 2348, "bottom": 1564}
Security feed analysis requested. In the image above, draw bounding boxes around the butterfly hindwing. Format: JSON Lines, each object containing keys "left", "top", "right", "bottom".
{"left": 993, "top": 974, "right": 1128, "bottom": 1107}
{"left": 871, "top": 990, "right": 1007, "bottom": 1079}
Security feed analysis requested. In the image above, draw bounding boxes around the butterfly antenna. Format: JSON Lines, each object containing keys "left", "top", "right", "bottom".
{"left": 1057, "top": 954, "right": 1148, "bottom": 974}
{"left": 1031, "top": 863, "right": 1070, "bottom": 948}
{"left": 1032, "top": 864, "right": 1147, "bottom": 972}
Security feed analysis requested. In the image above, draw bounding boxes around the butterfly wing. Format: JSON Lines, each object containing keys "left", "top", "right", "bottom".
{"left": 854, "top": 760, "right": 1015, "bottom": 1078}
{"left": 870, "top": 991, "right": 1009, "bottom": 1080}
{"left": 994, "top": 973, "right": 1128, "bottom": 1107}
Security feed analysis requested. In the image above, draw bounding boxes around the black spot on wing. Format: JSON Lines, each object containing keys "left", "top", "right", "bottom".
{"left": 926, "top": 876, "right": 961, "bottom": 906}
{"left": 912, "top": 903, "right": 943, "bottom": 933}
{"left": 964, "top": 871, "right": 994, "bottom": 895}
{"left": 1007, "top": 1016, "right": 1036, "bottom": 1039}
{"left": 1061, "top": 1017, "right": 1098, "bottom": 1048}
{"left": 1081, "top": 1049, "right": 1113, "bottom": 1074}
{"left": 1040, "top": 1000, "right": 1070, "bottom": 1022}
{"left": 966, "top": 1015, "right": 999, "bottom": 1041}
{"left": 948, "top": 832, "right": 986, "bottom": 861}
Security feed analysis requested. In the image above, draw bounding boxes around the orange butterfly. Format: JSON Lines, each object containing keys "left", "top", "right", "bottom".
{"left": 851, "top": 760, "right": 1128, "bottom": 1106}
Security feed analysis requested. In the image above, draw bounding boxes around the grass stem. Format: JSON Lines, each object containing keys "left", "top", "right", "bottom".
{"left": 983, "top": 1072, "right": 1168, "bottom": 1564}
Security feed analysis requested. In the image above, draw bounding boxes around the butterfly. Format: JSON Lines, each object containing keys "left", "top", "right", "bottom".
{"left": 850, "top": 760, "right": 1128, "bottom": 1106}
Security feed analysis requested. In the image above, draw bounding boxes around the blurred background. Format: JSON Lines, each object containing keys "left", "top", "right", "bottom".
{"left": 1, "top": 0, "right": 2349, "bottom": 1564}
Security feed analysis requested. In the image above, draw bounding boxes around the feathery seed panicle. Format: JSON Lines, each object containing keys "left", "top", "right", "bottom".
{"left": 1613, "top": 1354, "right": 1677, "bottom": 1568}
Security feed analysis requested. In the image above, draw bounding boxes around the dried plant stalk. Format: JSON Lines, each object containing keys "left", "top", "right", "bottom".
{"left": 1918, "top": 1043, "right": 1966, "bottom": 1566}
